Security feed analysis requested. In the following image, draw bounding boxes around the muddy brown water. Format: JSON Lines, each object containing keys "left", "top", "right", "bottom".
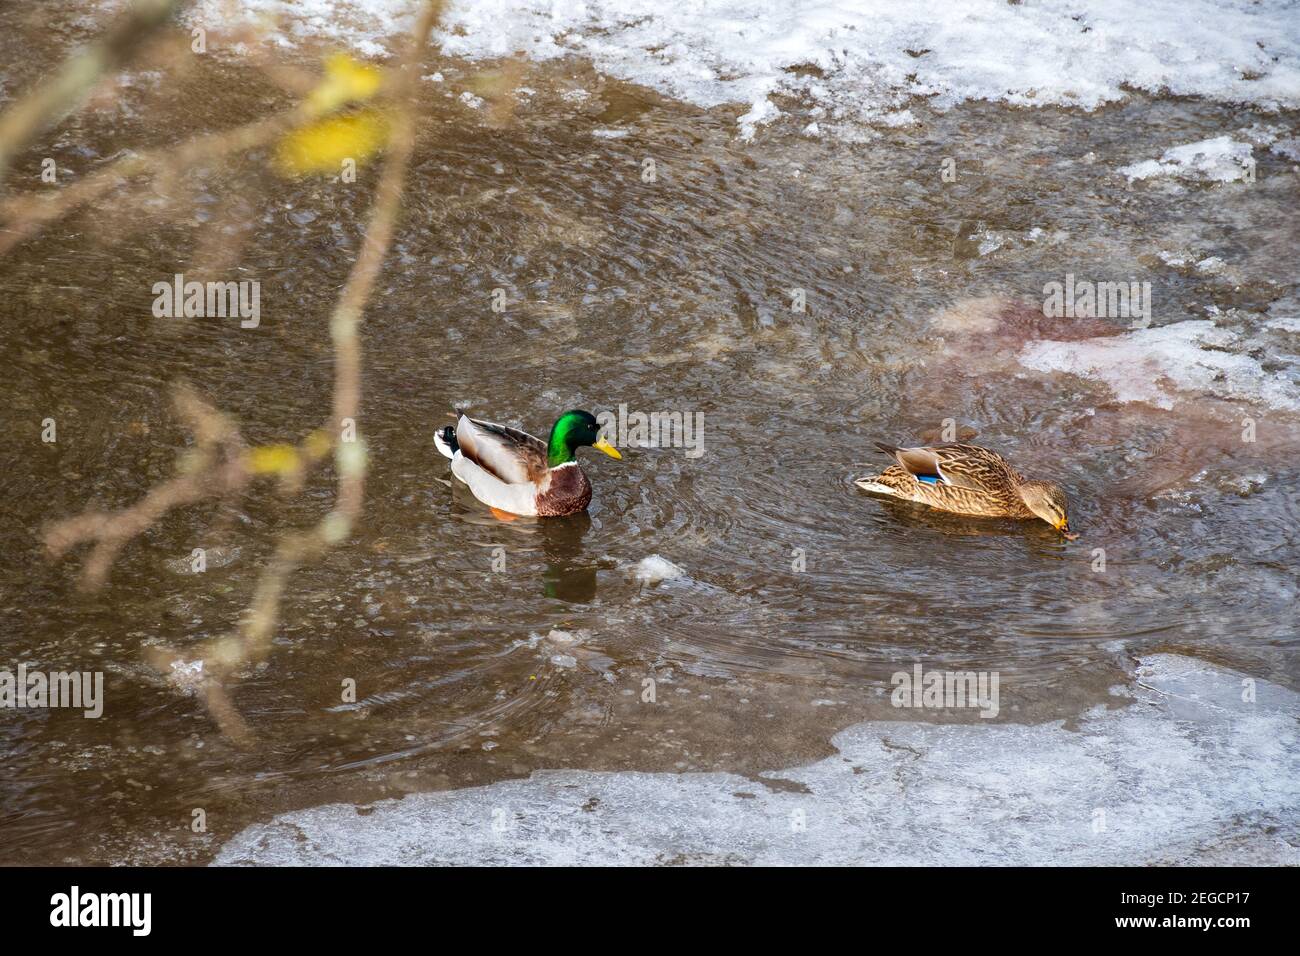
{"left": 1, "top": 14, "right": 1297, "bottom": 863}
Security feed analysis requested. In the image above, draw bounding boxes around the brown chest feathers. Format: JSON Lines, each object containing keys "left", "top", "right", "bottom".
{"left": 534, "top": 463, "right": 593, "bottom": 516}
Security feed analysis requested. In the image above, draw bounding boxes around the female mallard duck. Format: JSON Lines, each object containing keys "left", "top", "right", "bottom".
{"left": 434, "top": 408, "right": 622, "bottom": 517}
{"left": 856, "top": 441, "right": 1078, "bottom": 539}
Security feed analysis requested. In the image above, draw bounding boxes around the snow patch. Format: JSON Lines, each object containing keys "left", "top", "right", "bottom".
{"left": 737, "top": 96, "right": 779, "bottom": 142}
{"left": 188, "top": 1, "right": 1300, "bottom": 139}
{"left": 1018, "top": 320, "right": 1300, "bottom": 411}
{"left": 1239, "top": 122, "right": 1300, "bottom": 161}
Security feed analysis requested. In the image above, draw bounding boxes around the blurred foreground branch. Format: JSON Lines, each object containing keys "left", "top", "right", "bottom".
{"left": 45, "top": 386, "right": 248, "bottom": 591}
{"left": 40, "top": 0, "right": 446, "bottom": 743}
{"left": 0, "top": 109, "right": 306, "bottom": 257}
{"left": 0, "top": 0, "right": 187, "bottom": 189}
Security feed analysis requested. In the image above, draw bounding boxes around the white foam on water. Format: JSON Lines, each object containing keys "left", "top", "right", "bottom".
{"left": 213, "top": 655, "right": 1298, "bottom": 865}
{"left": 188, "top": 1, "right": 1300, "bottom": 137}
{"left": 1018, "top": 320, "right": 1300, "bottom": 411}
{"left": 1118, "top": 136, "right": 1256, "bottom": 183}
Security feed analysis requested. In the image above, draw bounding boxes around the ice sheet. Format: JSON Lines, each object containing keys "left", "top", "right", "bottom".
{"left": 213, "top": 655, "right": 1299, "bottom": 866}
{"left": 1018, "top": 320, "right": 1300, "bottom": 411}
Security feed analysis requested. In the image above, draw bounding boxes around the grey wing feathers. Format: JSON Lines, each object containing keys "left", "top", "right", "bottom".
{"left": 453, "top": 413, "right": 548, "bottom": 484}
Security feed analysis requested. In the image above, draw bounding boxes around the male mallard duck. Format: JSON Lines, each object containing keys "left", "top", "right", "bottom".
{"left": 434, "top": 409, "right": 621, "bottom": 517}
{"left": 856, "top": 441, "right": 1078, "bottom": 539}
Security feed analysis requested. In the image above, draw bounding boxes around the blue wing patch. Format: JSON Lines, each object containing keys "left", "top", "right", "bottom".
{"left": 916, "top": 474, "right": 941, "bottom": 485}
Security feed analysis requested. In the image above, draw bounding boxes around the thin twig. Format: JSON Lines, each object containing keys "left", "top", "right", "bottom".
{"left": 210, "top": 0, "right": 445, "bottom": 678}
{"left": 44, "top": 385, "right": 248, "bottom": 591}
{"left": 39, "top": 0, "right": 446, "bottom": 744}
{"left": 0, "top": 109, "right": 307, "bottom": 256}
{"left": 0, "top": 40, "right": 426, "bottom": 256}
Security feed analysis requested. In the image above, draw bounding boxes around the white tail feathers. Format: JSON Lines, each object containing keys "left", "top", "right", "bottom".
{"left": 434, "top": 428, "right": 456, "bottom": 460}
{"left": 854, "top": 478, "right": 897, "bottom": 496}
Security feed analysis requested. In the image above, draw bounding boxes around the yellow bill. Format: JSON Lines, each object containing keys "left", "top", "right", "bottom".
{"left": 593, "top": 438, "right": 622, "bottom": 460}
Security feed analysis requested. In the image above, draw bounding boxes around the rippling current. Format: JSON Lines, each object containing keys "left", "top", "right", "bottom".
{"left": 0, "top": 13, "right": 1297, "bottom": 863}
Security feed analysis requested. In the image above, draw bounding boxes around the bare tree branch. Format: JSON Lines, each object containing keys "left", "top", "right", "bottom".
{"left": 44, "top": 385, "right": 248, "bottom": 591}
{"left": 40, "top": 0, "right": 447, "bottom": 743}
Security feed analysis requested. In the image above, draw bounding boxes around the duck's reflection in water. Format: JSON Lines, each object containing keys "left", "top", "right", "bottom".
{"left": 539, "top": 511, "right": 597, "bottom": 603}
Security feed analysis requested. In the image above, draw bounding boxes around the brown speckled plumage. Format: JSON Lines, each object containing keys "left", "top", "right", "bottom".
{"left": 858, "top": 441, "right": 1075, "bottom": 536}
{"left": 869, "top": 463, "right": 1035, "bottom": 518}
{"left": 868, "top": 443, "right": 1031, "bottom": 516}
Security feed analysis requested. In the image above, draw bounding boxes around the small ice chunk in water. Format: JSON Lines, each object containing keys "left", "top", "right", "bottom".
{"left": 1118, "top": 136, "right": 1254, "bottom": 183}
{"left": 737, "top": 96, "right": 779, "bottom": 141}
{"left": 630, "top": 555, "right": 686, "bottom": 585}
{"left": 976, "top": 230, "right": 1006, "bottom": 256}
{"left": 167, "top": 659, "right": 205, "bottom": 695}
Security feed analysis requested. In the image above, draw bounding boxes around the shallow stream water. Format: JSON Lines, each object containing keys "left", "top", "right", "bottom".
{"left": 1, "top": 4, "right": 1297, "bottom": 863}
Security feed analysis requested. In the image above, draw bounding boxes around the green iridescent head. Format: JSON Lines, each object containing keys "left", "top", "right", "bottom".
{"left": 546, "top": 410, "right": 623, "bottom": 468}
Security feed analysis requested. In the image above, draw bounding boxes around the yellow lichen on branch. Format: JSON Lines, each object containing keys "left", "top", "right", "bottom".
{"left": 306, "top": 52, "right": 385, "bottom": 116}
{"left": 275, "top": 109, "right": 391, "bottom": 177}
{"left": 276, "top": 54, "right": 391, "bottom": 177}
